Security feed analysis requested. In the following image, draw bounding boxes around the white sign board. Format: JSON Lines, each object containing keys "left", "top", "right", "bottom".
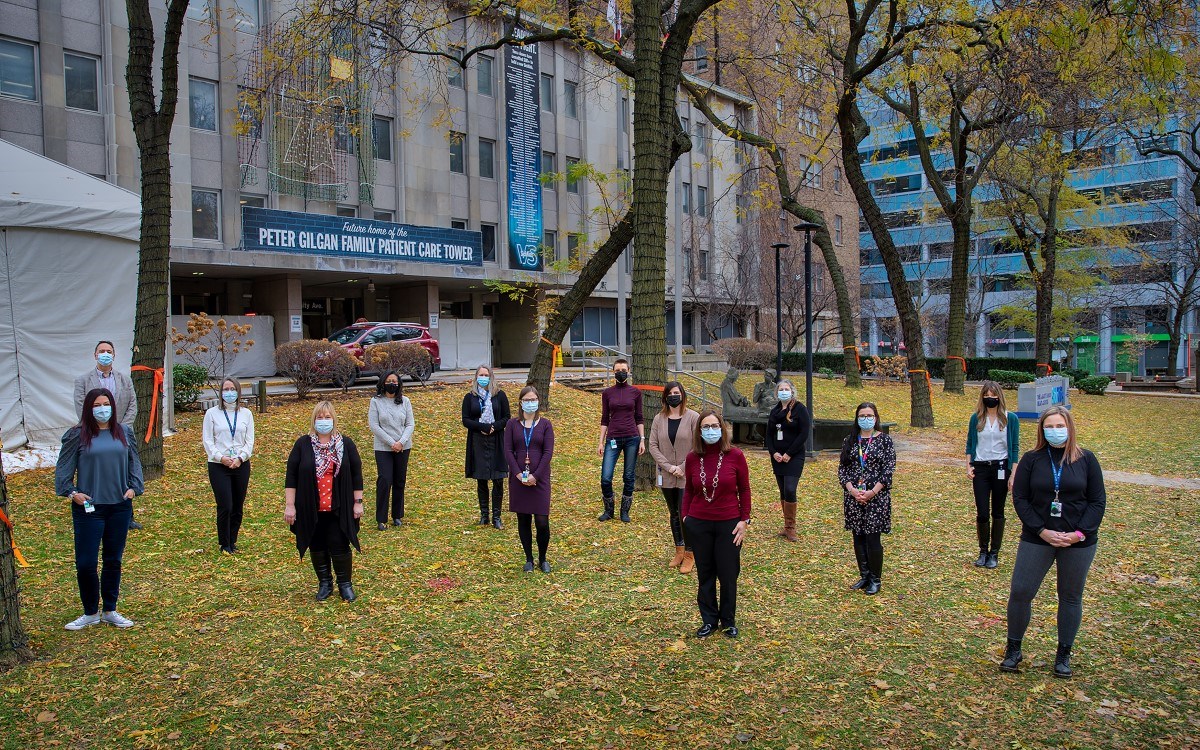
{"left": 1015, "top": 375, "right": 1071, "bottom": 419}
{"left": 290, "top": 315, "right": 302, "bottom": 333}
{"left": 428, "top": 313, "right": 440, "bottom": 329}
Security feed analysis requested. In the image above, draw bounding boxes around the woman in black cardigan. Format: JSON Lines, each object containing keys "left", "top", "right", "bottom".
{"left": 1000, "top": 406, "right": 1105, "bottom": 679}
{"left": 285, "top": 401, "right": 364, "bottom": 602}
{"left": 462, "top": 365, "right": 511, "bottom": 529}
{"left": 764, "top": 378, "right": 811, "bottom": 543}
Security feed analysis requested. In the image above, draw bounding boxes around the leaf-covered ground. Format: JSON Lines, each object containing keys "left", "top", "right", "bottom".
{"left": 2, "top": 381, "right": 1197, "bottom": 749}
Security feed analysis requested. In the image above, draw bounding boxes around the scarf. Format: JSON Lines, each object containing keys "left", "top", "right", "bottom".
{"left": 478, "top": 386, "right": 495, "bottom": 425}
{"left": 310, "top": 432, "right": 343, "bottom": 477}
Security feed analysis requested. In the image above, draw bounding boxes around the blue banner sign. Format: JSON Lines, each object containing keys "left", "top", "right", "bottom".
{"left": 504, "top": 32, "right": 545, "bottom": 271}
{"left": 241, "top": 207, "right": 483, "bottom": 267}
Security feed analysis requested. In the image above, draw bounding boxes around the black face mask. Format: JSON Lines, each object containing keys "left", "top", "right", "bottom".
{"left": 384, "top": 383, "right": 399, "bottom": 394}
{"left": 614, "top": 371, "right": 629, "bottom": 383}
{"left": 982, "top": 397, "right": 1000, "bottom": 408}
{"left": 666, "top": 394, "right": 682, "bottom": 407}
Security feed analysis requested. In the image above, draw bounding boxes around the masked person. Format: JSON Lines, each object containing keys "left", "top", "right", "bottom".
{"left": 648, "top": 381, "right": 699, "bottom": 573}
{"left": 965, "top": 381, "right": 1019, "bottom": 568}
{"left": 368, "top": 371, "right": 415, "bottom": 530}
{"left": 764, "top": 379, "right": 811, "bottom": 543}
{"left": 837, "top": 403, "right": 895, "bottom": 596}
{"left": 202, "top": 377, "right": 255, "bottom": 554}
{"left": 462, "top": 365, "right": 510, "bottom": 529}
{"left": 74, "top": 340, "right": 140, "bottom": 529}
{"left": 597, "top": 358, "right": 644, "bottom": 523}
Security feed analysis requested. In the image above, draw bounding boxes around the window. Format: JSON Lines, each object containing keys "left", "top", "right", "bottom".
{"left": 694, "top": 43, "right": 708, "bottom": 71}
{"left": 834, "top": 215, "right": 843, "bottom": 245}
{"left": 694, "top": 122, "right": 708, "bottom": 155}
{"left": 697, "top": 186, "right": 708, "bottom": 217}
{"left": 239, "top": 194, "right": 265, "bottom": 209}
{"left": 540, "top": 74, "right": 554, "bottom": 112}
{"left": 543, "top": 230, "right": 557, "bottom": 259}
{"left": 334, "top": 117, "right": 356, "bottom": 154}
{"left": 833, "top": 166, "right": 843, "bottom": 193}
{"left": 448, "top": 47, "right": 464, "bottom": 88}
{"left": 0, "top": 39, "right": 36, "bottom": 102}
{"left": 372, "top": 117, "right": 393, "bottom": 161}
{"left": 798, "top": 62, "right": 819, "bottom": 84}
{"left": 564, "top": 80, "right": 578, "bottom": 118}
{"left": 478, "top": 138, "right": 496, "bottom": 179}
{"left": 481, "top": 223, "right": 497, "bottom": 262}
{"left": 389, "top": 326, "right": 421, "bottom": 341}
{"left": 336, "top": 205, "right": 357, "bottom": 218}
{"left": 64, "top": 53, "right": 99, "bottom": 111}
{"left": 682, "top": 182, "right": 691, "bottom": 214}
{"left": 869, "top": 173, "right": 922, "bottom": 196}
{"left": 568, "top": 233, "right": 585, "bottom": 262}
{"left": 186, "top": 0, "right": 212, "bottom": 21}
{"left": 237, "top": 86, "right": 262, "bottom": 138}
{"left": 798, "top": 106, "right": 820, "bottom": 138}
{"left": 189, "top": 77, "right": 217, "bottom": 131}
{"left": 565, "top": 156, "right": 580, "bottom": 194}
{"left": 775, "top": 97, "right": 784, "bottom": 123}
{"left": 233, "top": 0, "right": 260, "bottom": 28}
{"left": 449, "top": 132, "right": 465, "bottom": 173}
{"left": 191, "top": 189, "right": 220, "bottom": 240}
{"left": 541, "top": 151, "right": 556, "bottom": 187}
{"left": 477, "top": 54, "right": 494, "bottom": 96}
{"left": 799, "top": 155, "right": 821, "bottom": 188}
{"left": 570, "top": 306, "right": 619, "bottom": 347}
{"left": 374, "top": 210, "right": 394, "bottom": 222}
{"left": 699, "top": 247, "right": 710, "bottom": 281}
{"left": 621, "top": 97, "right": 629, "bottom": 132}
{"left": 362, "top": 328, "right": 390, "bottom": 346}
{"left": 451, "top": 219, "right": 467, "bottom": 230}
{"left": 683, "top": 246, "right": 694, "bottom": 280}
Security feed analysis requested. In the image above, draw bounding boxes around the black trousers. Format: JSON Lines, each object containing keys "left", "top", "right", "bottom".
{"left": 208, "top": 460, "right": 251, "bottom": 549}
{"left": 660, "top": 487, "right": 689, "bottom": 549}
{"left": 375, "top": 449, "right": 410, "bottom": 523}
{"left": 517, "top": 513, "right": 551, "bottom": 562}
{"left": 685, "top": 517, "right": 741, "bottom": 627}
{"left": 310, "top": 511, "right": 351, "bottom": 556}
{"left": 72, "top": 499, "right": 132, "bottom": 615}
{"left": 775, "top": 473, "right": 800, "bottom": 503}
{"left": 972, "top": 460, "right": 1008, "bottom": 522}
{"left": 477, "top": 479, "right": 503, "bottom": 518}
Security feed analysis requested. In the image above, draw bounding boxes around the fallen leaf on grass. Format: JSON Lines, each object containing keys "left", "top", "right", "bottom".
{"left": 35, "top": 711, "right": 56, "bottom": 723}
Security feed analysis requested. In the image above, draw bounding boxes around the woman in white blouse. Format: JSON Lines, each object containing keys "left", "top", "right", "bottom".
{"left": 202, "top": 377, "right": 255, "bottom": 554}
{"left": 368, "top": 371, "right": 415, "bottom": 530}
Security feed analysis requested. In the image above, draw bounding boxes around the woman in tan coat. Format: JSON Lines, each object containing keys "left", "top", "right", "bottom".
{"left": 648, "top": 381, "right": 700, "bottom": 573}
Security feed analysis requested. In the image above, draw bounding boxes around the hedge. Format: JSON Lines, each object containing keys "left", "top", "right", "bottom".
{"left": 778, "top": 351, "right": 1065, "bottom": 380}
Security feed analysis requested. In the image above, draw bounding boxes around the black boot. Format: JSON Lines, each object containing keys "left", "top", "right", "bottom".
{"left": 864, "top": 546, "right": 882, "bottom": 595}
{"left": 619, "top": 495, "right": 633, "bottom": 523}
{"left": 311, "top": 550, "right": 333, "bottom": 602}
{"left": 598, "top": 496, "right": 615, "bottom": 522}
{"left": 850, "top": 537, "right": 870, "bottom": 590}
{"left": 999, "top": 638, "right": 1023, "bottom": 673}
{"left": 1053, "top": 644, "right": 1073, "bottom": 679}
{"left": 986, "top": 518, "right": 1005, "bottom": 569}
{"left": 974, "top": 520, "right": 990, "bottom": 567}
{"left": 331, "top": 552, "right": 356, "bottom": 602}
{"left": 492, "top": 494, "right": 503, "bottom": 529}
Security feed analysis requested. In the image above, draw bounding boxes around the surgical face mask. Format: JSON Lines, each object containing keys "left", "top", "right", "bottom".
{"left": 777, "top": 390, "right": 792, "bottom": 402}
{"left": 700, "top": 426, "right": 723, "bottom": 445}
{"left": 92, "top": 405, "right": 113, "bottom": 423}
{"left": 665, "top": 394, "right": 683, "bottom": 407}
{"left": 384, "top": 383, "right": 399, "bottom": 394}
{"left": 857, "top": 416, "right": 876, "bottom": 431}
{"left": 982, "top": 397, "right": 1000, "bottom": 409}
{"left": 476, "top": 376, "right": 490, "bottom": 388}
{"left": 614, "top": 370, "right": 629, "bottom": 383}
{"left": 314, "top": 418, "right": 335, "bottom": 435}
{"left": 1043, "top": 426, "right": 1069, "bottom": 447}
{"left": 96, "top": 352, "right": 114, "bottom": 367}
{"left": 521, "top": 400, "right": 539, "bottom": 414}
{"left": 222, "top": 390, "right": 239, "bottom": 404}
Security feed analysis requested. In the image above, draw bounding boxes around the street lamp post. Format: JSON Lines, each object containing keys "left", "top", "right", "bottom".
{"left": 794, "top": 222, "right": 820, "bottom": 456}
{"left": 771, "top": 242, "right": 790, "bottom": 381}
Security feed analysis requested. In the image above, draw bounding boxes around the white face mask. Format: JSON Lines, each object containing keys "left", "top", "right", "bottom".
{"left": 314, "top": 418, "right": 335, "bottom": 435}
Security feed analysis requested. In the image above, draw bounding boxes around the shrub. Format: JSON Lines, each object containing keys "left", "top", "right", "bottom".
{"left": 1076, "top": 375, "right": 1111, "bottom": 396}
{"left": 275, "top": 340, "right": 357, "bottom": 398}
{"left": 819, "top": 367, "right": 835, "bottom": 378}
{"left": 988, "top": 369, "right": 1036, "bottom": 389}
{"left": 171, "top": 312, "right": 255, "bottom": 380}
{"left": 865, "top": 355, "right": 908, "bottom": 383}
{"left": 363, "top": 342, "right": 434, "bottom": 382}
{"left": 1060, "top": 367, "right": 1091, "bottom": 386}
{"left": 172, "top": 363, "right": 209, "bottom": 410}
{"left": 711, "top": 338, "right": 774, "bottom": 370}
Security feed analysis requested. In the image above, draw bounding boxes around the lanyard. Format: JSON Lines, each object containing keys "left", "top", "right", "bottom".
{"left": 1047, "top": 448, "right": 1064, "bottom": 500}
{"left": 523, "top": 419, "right": 537, "bottom": 467}
{"left": 222, "top": 408, "right": 239, "bottom": 441}
{"left": 858, "top": 435, "right": 874, "bottom": 469}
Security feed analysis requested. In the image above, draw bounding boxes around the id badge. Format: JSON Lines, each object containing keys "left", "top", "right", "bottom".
{"left": 1050, "top": 500, "right": 1063, "bottom": 518}
{"left": 83, "top": 501, "right": 95, "bottom": 514}
{"left": 656, "top": 472, "right": 663, "bottom": 487}
{"left": 610, "top": 439, "right": 617, "bottom": 449}
{"left": 997, "top": 469, "right": 1005, "bottom": 480}
{"left": 776, "top": 426, "right": 783, "bottom": 441}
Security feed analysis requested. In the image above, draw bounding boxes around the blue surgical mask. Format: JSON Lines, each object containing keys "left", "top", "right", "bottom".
{"left": 522, "top": 400, "right": 539, "bottom": 414}
{"left": 96, "top": 352, "right": 114, "bottom": 367}
{"left": 857, "top": 416, "right": 876, "bottom": 431}
{"left": 700, "top": 426, "right": 723, "bottom": 445}
{"left": 477, "top": 376, "right": 490, "bottom": 388}
{"left": 222, "top": 390, "right": 239, "bottom": 404}
{"left": 92, "top": 405, "right": 113, "bottom": 423}
{"left": 1043, "top": 426, "right": 1069, "bottom": 447}
{"left": 314, "top": 418, "right": 335, "bottom": 435}
{"left": 777, "top": 390, "right": 792, "bottom": 402}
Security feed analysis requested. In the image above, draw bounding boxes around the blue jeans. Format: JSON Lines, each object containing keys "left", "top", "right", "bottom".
{"left": 72, "top": 499, "right": 132, "bottom": 615}
{"left": 601, "top": 435, "right": 640, "bottom": 499}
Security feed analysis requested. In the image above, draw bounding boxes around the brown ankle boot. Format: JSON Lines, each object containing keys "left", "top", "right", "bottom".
{"left": 678, "top": 551, "right": 695, "bottom": 574}
{"left": 782, "top": 501, "right": 799, "bottom": 543}
{"left": 669, "top": 546, "right": 686, "bottom": 568}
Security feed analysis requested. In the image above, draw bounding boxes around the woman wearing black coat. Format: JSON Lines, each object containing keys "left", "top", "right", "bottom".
{"left": 284, "top": 400, "right": 364, "bottom": 602}
{"left": 462, "top": 365, "right": 510, "bottom": 529}
{"left": 764, "top": 378, "right": 811, "bottom": 543}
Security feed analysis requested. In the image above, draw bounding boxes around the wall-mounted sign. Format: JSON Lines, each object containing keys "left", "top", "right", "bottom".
{"left": 241, "top": 207, "right": 483, "bottom": 267}
{"left": 504, "top": 31, "right": 544, "bottom": 271}
{"left": 290, "top": 315, "right": 303, "bottom": 333}
{"left": 302, "top": 299, "right": 327, "bottom": 314}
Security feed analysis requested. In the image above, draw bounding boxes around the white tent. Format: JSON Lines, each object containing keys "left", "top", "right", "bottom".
{"left": 0, "top": 140, "right": 140, "bottom": 451}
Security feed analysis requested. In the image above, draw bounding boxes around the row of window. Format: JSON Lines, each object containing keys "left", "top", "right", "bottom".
{"left": 0, "top": 38, "right": 100, "bottom": 111}
{"left": 447, "top": 49, "right": 582, "bottom": 119}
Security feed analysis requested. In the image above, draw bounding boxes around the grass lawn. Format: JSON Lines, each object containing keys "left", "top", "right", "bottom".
{"left": 1, "top": 380, "right": 1197, "bottom": 749}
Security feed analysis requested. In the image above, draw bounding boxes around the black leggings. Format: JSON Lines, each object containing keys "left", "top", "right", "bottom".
{"left": 775, "top": 474, "right": 800, "bottom": 503}
{"left": 375, "top": 449, "right": 410, "bottom": 523}
{"left": 853, "top": 532, "right": 882, "bottom": 556}
{"left": 660, "top": 487, "right": 689, "bottom": 549}
{"left": 1007, "top": 540, "right": 1097, "bottom": 647}
{"left": 972, "top": 461, "right": 1008, "bottom": 522}
{"left": 517, "top": 513, "right": 550, "bottom": 562}
{"left": 310, "top": 512, "right": 350, "bottom": 556}
{"left": 477, "top": 479, "right": 503, "bottom": 517}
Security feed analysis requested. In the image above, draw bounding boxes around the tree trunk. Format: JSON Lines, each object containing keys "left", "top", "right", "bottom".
{"left": 943, "top": 211, "right": 971, "bottom": 393}
{"left": 0, "top": 470, "right": 31, "bottom": 666}
{"left": 1033, "top": 249, "right": 1056, "bottom": 375}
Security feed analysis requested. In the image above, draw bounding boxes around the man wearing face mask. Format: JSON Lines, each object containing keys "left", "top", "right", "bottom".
{"left": 597, "top": 358, "right": 645, "bottom": 523}
{"left": 74, "top": 340, "right": 140, "bottom": 529}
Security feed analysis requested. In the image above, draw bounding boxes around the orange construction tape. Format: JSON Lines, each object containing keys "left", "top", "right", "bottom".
{"left": 908, "top": 369, "right": 932, "bottom": 393}
{"left": 635, "top": 384, "right": 665, "bottom": 393}
{"left": 0, "top": 507, "right": 30, "bottom": 568}
{"left": 844, "top": 345, "right": 861, "bottom": 370}
{"left": 946, "top": 355, "right": 967, "bottom": 373}
{"left": 130, "top": 365, "right": 164, "bottom": 444}
{"left": 1036, "top": 362, "right": 1054, "bottom": 375}
{"left": 539, "top": 337, "right": 561, "bottom": 384}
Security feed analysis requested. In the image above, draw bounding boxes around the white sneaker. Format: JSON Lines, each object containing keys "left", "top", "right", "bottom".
{"left": 100, "top": 610, "right": 135, "bottom": 628}
{"left": 64, "top": 613, "right": 101, "bottom": 631}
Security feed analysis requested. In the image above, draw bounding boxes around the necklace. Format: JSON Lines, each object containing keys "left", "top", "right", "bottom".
{"left": 699, "top": 450, "right": 725, "bottom": 503}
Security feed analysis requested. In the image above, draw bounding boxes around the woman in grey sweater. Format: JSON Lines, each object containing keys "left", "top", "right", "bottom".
{"left": 368, "top": 371, "right": 415, "bottom": 530}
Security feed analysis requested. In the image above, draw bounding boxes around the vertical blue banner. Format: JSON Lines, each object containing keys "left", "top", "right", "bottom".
{"left": 504, "top": 34, "right": 544, "bottom": 271}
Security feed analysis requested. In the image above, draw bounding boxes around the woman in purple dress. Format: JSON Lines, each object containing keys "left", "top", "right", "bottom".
{"left": 503, "top": 385, "right": 555, "bottom": 573}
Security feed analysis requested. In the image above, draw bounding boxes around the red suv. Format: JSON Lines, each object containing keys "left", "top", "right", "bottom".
{"left": 328, "top": 322, "right": 441, "bottom": 383}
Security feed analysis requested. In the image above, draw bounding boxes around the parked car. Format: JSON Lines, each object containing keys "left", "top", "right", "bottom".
{"left": 327, "top": 322, "right": 440, "bottom": 385}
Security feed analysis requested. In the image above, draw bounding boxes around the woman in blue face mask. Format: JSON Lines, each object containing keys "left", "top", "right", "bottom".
{"left": 55, "top": 388, "right": 144, "bottom": 630}
{"left": 765, "top": 378, "right": 811, "bottom": 543}
{"left": 461, "top": 365, "right": 511, "bottom": 529}
{"left": 681, "top": 411, "right": 751, "bottom": 639}
{"left": 502, "top": 385, "right": 555, "bottom": 572}
{"left": 1001, "top": 405, "right": 1105, "bottom": 679}
{"left": 202, "top": 377, "right": 255, "bottom": 554}
{"left": 836, "top": 402, "right": 895, "bottom": 596}
{"left": 284, "top": 401, "right": 364, "bottom": 602}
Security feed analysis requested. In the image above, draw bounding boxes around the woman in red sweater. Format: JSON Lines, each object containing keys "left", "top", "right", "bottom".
{"left": 682, "top": 410, "right": 751, "bottom": 638}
